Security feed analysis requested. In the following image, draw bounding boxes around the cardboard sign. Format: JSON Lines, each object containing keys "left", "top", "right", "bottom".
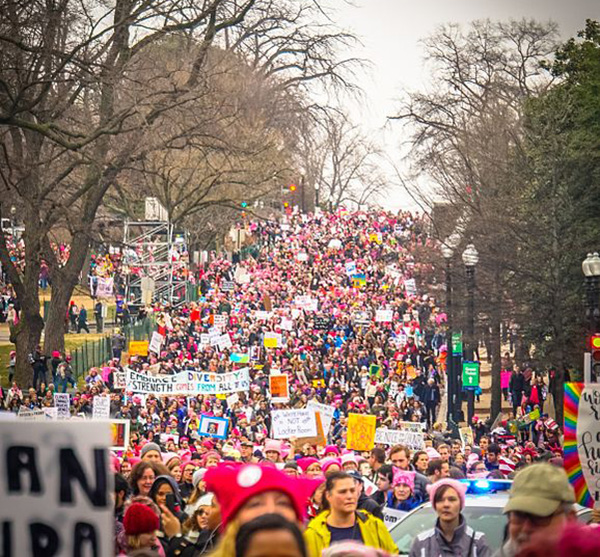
{"left": 0, "top": 420, "right": 113, "bottom": 556}
{"left": 269, "top": 374, "right": 289, "bottom": 403}
{"left": 459, "top": 426, "right": 474, "bottom": 448}
{"left": 294, "top": 412, "right": 327, "bottom": 448}
{"left": 149, "top": 331, "right": 164, "bottom": 354}
{"left": 128, "top": 340, "right": 149, "bottom": 357}
{"left": 111, "top": 419, "right": 131, "bottom": 451}
{"left": 216, "top": 333, "right": 233, "bottom": 351}
{"left": 374, "top": 428, "right": 425, "bottom": 451}
{"left": 226, "top": 393, "right": 239, "bottom": 407}
{"left": 54, "top": 393, "right": 71, "bottom": 419}
{"left": 272, "top": 410, "right": 317, "bottom": 439}
{"left": 264, "top": 332, "right": 282, "bottom": 348}
{"left": 92, "top": 396, "right": 111, "bottom": 420}
{"left": 198, "top": 415, "right": 230, "bottom": 440}
{"left": 346, "top": 413, "right": 376, "bottom": 451}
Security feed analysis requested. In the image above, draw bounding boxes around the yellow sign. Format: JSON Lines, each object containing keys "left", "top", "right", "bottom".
{"left": 312, "top": 379, "right": 325, "bottom": 388}
{"left": 346, "top": 413, "right": 376, "bottom": 451}
{"left": 128, "top": 340, "right": 149, "bottom": 357}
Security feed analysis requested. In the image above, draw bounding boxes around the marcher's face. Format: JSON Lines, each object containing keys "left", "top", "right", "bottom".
{"left": 206, "top": 457, "right": 219, "bottom": 468}
{"left": 171, "top": 465, "right": 182, "bottom": 482}
{"left": 343, "top": 462, "right": 358, "bottom": 472}
{"left": 415, "top": 454, "right": 428, "bottom": 472}
{"left": 377, "top": 474, "right": 391, "bottom": 491}
{"left": 236, "top": 491, "right": 297, "bottom": 525}
{"left": 391, "top": 450, "right": 409, "bottom": 470}
{"left": 435, "top": 487, "right": 461, "bottom": 523}
{"left": 306, "top": 464, "right": 322, "bottom": 478}
{"left": 326, "top": 478, "right": 357, "bottom": 514}
{"left": 244, "top": 529, "right": 304, "bottom": 557}
{"left": 138, "top": 469, "right": 156, "bottom": 496}
{"left": 196, "top": 508, "right": 209, "bottom": 529}
{"left": 155, "top": 482, "right": 173, "bottom": 507}
{"left": 508, "top": 510, "right": 569, "bottom": 550}
{"left": 440, "top": 462, "right": 450, "bottom": 478}
{"left": 480, "top": 438, "right": 489, "bottom": 451}
{"left": 137, "top": 531, "right": 158, "bottom": 549}
{"left": 121, "top": 462, "right": 131, "bottom": 477}
{"left": 438, "top": 447, "right": 449, "bottom": 462}
{"left": 394, "top": 483, "right": 412, "bottom": 501}
{"left": 265, "top": 450, "right": 279, "bottom": 463}
{"left": 183, "top": 466, "right": 194, "bottom": 481}
{"left": 142, "top": 450, "right": 161, "bottom": 463}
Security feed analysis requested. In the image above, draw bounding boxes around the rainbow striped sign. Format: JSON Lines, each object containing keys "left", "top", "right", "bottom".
{"left": 564, "top": 382, "right": 597, "bottom": 508}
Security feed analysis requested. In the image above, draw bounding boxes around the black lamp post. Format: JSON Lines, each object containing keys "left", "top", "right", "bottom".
{"left": 441, "top": 242, "right": 454, "bottom": 424}
{"left": 582, "top": 252, "right": 600, "bottom": 381}
{"left": 462, "top": 243, "right": 479, "bottom": 423}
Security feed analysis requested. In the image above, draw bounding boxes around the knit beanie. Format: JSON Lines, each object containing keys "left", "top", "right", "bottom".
{"left": 192, "top": 468, "right": 207, "bottom": 488}
{"left": 123, "top": 503, "right": 160, "bottom": 536}
{"left": 427, "top": 478, "right": 468, "bottom": 509}
{"left": 140, "top": 442, "right": 161, "bottom": 459}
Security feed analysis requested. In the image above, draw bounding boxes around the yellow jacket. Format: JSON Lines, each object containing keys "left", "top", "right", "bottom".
{"left": 304, "top": 510, "right": 399, "bottom": 557}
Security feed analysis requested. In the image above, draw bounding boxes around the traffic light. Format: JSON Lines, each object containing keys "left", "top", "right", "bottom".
{"left": 591, "top": 334, "right": 600, "bottom": 378}
{"left": 289, "top": 184, "right": 296, "bottom": 192}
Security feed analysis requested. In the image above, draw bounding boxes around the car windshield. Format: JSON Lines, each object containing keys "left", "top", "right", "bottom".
{"left": 391, "top": 505, "right": 507, "bottom": 554}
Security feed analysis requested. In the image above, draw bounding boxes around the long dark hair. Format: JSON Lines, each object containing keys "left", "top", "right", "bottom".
{"left": 235, "top": 514, "right": 307, "bottom": 557}
{"left": 322, "top": 471, "right": 354, "bottom": 511}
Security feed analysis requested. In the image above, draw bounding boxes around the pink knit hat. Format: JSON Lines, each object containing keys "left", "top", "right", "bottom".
{"left": 320, "top": 457, "right": 341, "bottom": 474}
{"left": 297, "top": 457, "right": 320, "bottom": 472}
{"left": 427, "top": 479, "right": 468, "bottom": 509}
{"left": 392, "top": 469, "right": 415, "bottom": 491}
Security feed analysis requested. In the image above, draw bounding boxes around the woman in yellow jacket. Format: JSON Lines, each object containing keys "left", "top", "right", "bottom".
{"left": 304, "top": 472, "right": 398, "bottom": 557}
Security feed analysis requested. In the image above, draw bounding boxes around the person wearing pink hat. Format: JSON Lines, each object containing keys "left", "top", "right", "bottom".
{"left": 320, "top": 457, "right": 342, "bottom": 477}
{"left": 298, "top": 457, "right": 323, "bottom": 479}
{"left": 264, "top": 439, "right": 283, "bottom": 463}
{"left": 386, "top": 469, "right": 421, "bottom": 512}
{"left": 324, "top": 445, "right": 340, "bottom": 458}
{"left": 409, "top": 479, "right": 491, "bottom": 556}
{"left": 341, "top": 453, "right": 359, "bottom": 472}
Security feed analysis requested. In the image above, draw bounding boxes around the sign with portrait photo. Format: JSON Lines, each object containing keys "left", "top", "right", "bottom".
{"left": 198, "top": 415, "right": 229, "bottom": 440}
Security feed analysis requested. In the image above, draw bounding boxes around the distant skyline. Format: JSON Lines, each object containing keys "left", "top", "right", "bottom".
{"left": 333, "top": 0, "right": 600, "bottom": 210}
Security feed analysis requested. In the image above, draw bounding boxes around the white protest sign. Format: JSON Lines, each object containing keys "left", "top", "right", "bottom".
{"left": 345, "top": 261, "right": 357, "bottom": 275}
{"left": 54, "top": 393, "right": 71, "bottom": 419}
{"left": 43, "top": 407, "right": 58, "bottom": 420}
{"left": 271, "top": 410, "right": 317, "bottom": 439}
{"left": 576, "top": 385, "right": 600, "bottom": 504}
{"left": 126, "top": 368, "right": 250, "bottom": 395}
{"left": 216, "top": 333, "right": 233, "bottom": 351}
{"left": 375, "top": 309, "right": 394, "bottom": 323}
{"left": 0, "top": 420, "right": 113, "bottom": 556}
{"left": 296, "top": 252, "right": 308, "bottom": 262}
{"left": 383, "top": 508, "right": 407, "bottom": 530}
{"left": 404, "top": 278, "right": 417, "bottom": 297}
{"left": 306, "top": 400, "right": 335, "bottom": 430}
{"left": 280, "top": 317, "right": 294, "bottom": 331}
{"left": 374, "top": 428, "right": 425, "bottom": 451}
{"left": 164, "top": 312, "right": 173, "bottom": 330}
{"left": 214, "top": 314, "right": 228, "bottom": 329}
{"left": 113, "top": 371, "right": 126, "bottom": 390}
{"left": 254, "top": 311, "right": 272, "bottom": 321}
{"left": 226, "top": 393, "right": 239, "bottom": 407}
{"left": 149, "top": 331, "right": 164, "bottom": 354}
{"left": 96, "top": 276, "right": 114, "bottom": 299}
{"left": 17, "top": 408, "right": 54, "bottom": 421}
{"left": 200, "top": 334, "right": 210, "bottom": 346}
{"left": 92, "top": 396, "right": 111, "bottom": 420}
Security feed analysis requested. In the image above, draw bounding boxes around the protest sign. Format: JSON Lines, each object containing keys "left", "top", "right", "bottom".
{"left": 353, "top": 311, "right": 371, "bottom": 326}
{"left": 221, "top": 280, "right": 235, "bottom": 292}
{"left": 113, "top": 371, "right": 126, "bottom": 390}
{"left": 374, "top": 428, "right": 425, "bottom": 451}
{"left": 346, "top": 413, "right": 376, "bottom": 451}
{"left": 306, "top": 400, "right": 335, "bottom": 430}
{"left": 111, "top": 419, "right": 131, "bottom": 451}
{"left": 280, "top": 317, "right": 294, "bottom": 331}
{"left": 383, "top": 508, "right": 407, "bottom": 530}
{"left": 54, "top": 393, "right": 71, "bottom": 419}
{"left": 345, "top": 261, "right": 357, "bottom": 275}
{"left": 96, "top": 276, "right": 114, "bottom": 299}
{"left": 294, "top": 412, "right": 327, "bottom": 448}
{"left": 314, "top": 316, "right": 330, "bottom": 330}
{"left": 226, "top": 393, "right": 239, "bottom": 407}
{"left": 199, "top": 415, "right": 229, "bottom": 440}
{"left": 269, "top": 374, "right": 289, "bottom": 403}
{"left": 404, "top": 278, "right": 417, "bottom": 297}
{"left": 149, "top": 331, "right": 164, "bottom": 354}
{"left": 128, "top": 340, "right": 149, "bottom": 357}
{"left": 200, "top": 333, "right": 210, "bottom": 346}
{"left": 517, "top": 407, "right": 541, "bottom": 429}
{"left": 254, "top": 311, "right": 272, "bottom": 321}
{"left": 0, "top": 420, "right": 113, "bottom": 556}
{"left": 214, "top": 314, "right": 228, "bottom": 329}
{"left": 17, "top": 407, "right": 53, "bottom": 421}
{"left": 459, "top": 426, "right": 474, "bottom": 448}
{"left": 564, "top": 383, "right": 600, "bottom": 507}
{"left": 272, "top": 409, "right": 318, "bottom": 439}
{"left": 375, "top": 309, "right": 394, "bottom": 323}
{"left": 230, "top": 353, "right": 250, "bottom": 364}
{"left": 351, "top": 273, "right": 367, "bottom": 287}
{"left": 264, "top": 332, "right": 282, "bottom": 348}
{"left": 125, "top": 368, "right": 250, "bottom": 395}
{"left": 160, "top": 432, "right": 179, "bottom": 445}
{"left": 92, "top": 396, "right": 111, "bottom": 420}
{"left": 296, "top": 252, "right": 309, "bottom": 262}
{"left": 312, "top": 378, "right": 326, "bottom": 388}
{"left": 216, "top": 333, "right": 233, "bottom": 351}
{"left": 43, "top": 407, "right": 58, "bottom": 420}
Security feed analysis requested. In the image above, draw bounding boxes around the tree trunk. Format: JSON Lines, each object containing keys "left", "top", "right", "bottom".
{"left": 43, "top": 278, "right": 72, "bottom": 355}
{"left": 490, "top": 273, "right": 502, "bottom": 419}
{"left": 12, "top": 310, "right": 45, "bottom": 387}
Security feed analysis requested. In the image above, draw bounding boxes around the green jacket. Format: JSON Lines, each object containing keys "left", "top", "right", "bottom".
{"left": 304, "top": 510, "right": 399, "bottom": 557}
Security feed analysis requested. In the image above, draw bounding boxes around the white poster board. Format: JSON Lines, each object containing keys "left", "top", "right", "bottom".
{"left": 374, "top": 428, "right": 425, "bottom": 451}
{"left": 54, "top": 393, "right": 71, "bottom": 419}
{"left": 383, "top": 508, "right": 407, "bottom": 530}
{"left": 271, "top": 410, "right": 317, "bottom": 439}
{"left": 375, "top": 309, "right": 394, "bottom": 323}
{"left": 92, "top": 396, "right": 110, "bottom": 421}
{"left": 306, "top": 400, "right": 335, "bottom": 430}
{"left": 149, "top": 331, "right": 164, "bottom": 354}
{"left": 0, "top": 420, "right": 113, "bottom": 556}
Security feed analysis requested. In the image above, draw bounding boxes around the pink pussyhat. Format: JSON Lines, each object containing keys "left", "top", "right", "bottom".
{"left": 427, "top": 479, "right": 468, "bottom": 509}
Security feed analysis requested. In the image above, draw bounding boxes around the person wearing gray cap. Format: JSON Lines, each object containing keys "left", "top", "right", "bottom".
{"left": 493, "top": 463, "right": 577, "bottom": 557}
{"left": 140, "top": 442, "right": 162, "bottom": 463}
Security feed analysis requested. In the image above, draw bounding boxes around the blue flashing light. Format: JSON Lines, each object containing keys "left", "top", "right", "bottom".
{"left": 474, "top": 480, "right": 490, "bottom": 491}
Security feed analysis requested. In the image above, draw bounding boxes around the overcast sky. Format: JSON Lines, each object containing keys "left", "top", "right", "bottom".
{"left": 332, "top": 0, "right": 600, "bottom": 210}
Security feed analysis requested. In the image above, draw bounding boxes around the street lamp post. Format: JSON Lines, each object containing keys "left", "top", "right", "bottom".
{"left": 462, "top": 243, "right": 479, "bottom": 423}
{"left": 441, "top": 240, "right": 455, "bottom": 425}
{"left": 10, "top": 205, "right": 16, "bottom": 239}
{"left": 582, "top": 252, "right": 600, "bottom": 381}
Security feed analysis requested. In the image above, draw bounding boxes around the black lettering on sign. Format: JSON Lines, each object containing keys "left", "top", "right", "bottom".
{"left": 73, "top": 522, "right": 99, "bottom": 557}
{"left": 6, "top": 446, "right": 41, "bottom": 494}
{"left": 1, "top": 521, "right": 11, "bottom": 556}
{"left": 30, "top": 522, "right": 59, "bottom": 557}
{"left": 59, "top": 449, "right": 107, "bottom": 507}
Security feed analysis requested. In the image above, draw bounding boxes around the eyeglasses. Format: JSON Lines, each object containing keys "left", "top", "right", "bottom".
{"left": 510, "top": 510, "right": 562, "bottom": 527}
{"left": 197, "top": 509, "right": 208, "bottom": 517}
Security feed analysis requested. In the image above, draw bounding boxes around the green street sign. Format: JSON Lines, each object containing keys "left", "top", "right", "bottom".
{"left": 462, "top": 361, "right": 480, "bottom": 388}
{"left": 452, "top": 332, "right": 463, "bottom": 355}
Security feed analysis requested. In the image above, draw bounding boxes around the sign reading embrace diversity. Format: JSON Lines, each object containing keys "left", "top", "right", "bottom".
{"left": 125, "top": 368, "right": 250, "bottom": 395}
